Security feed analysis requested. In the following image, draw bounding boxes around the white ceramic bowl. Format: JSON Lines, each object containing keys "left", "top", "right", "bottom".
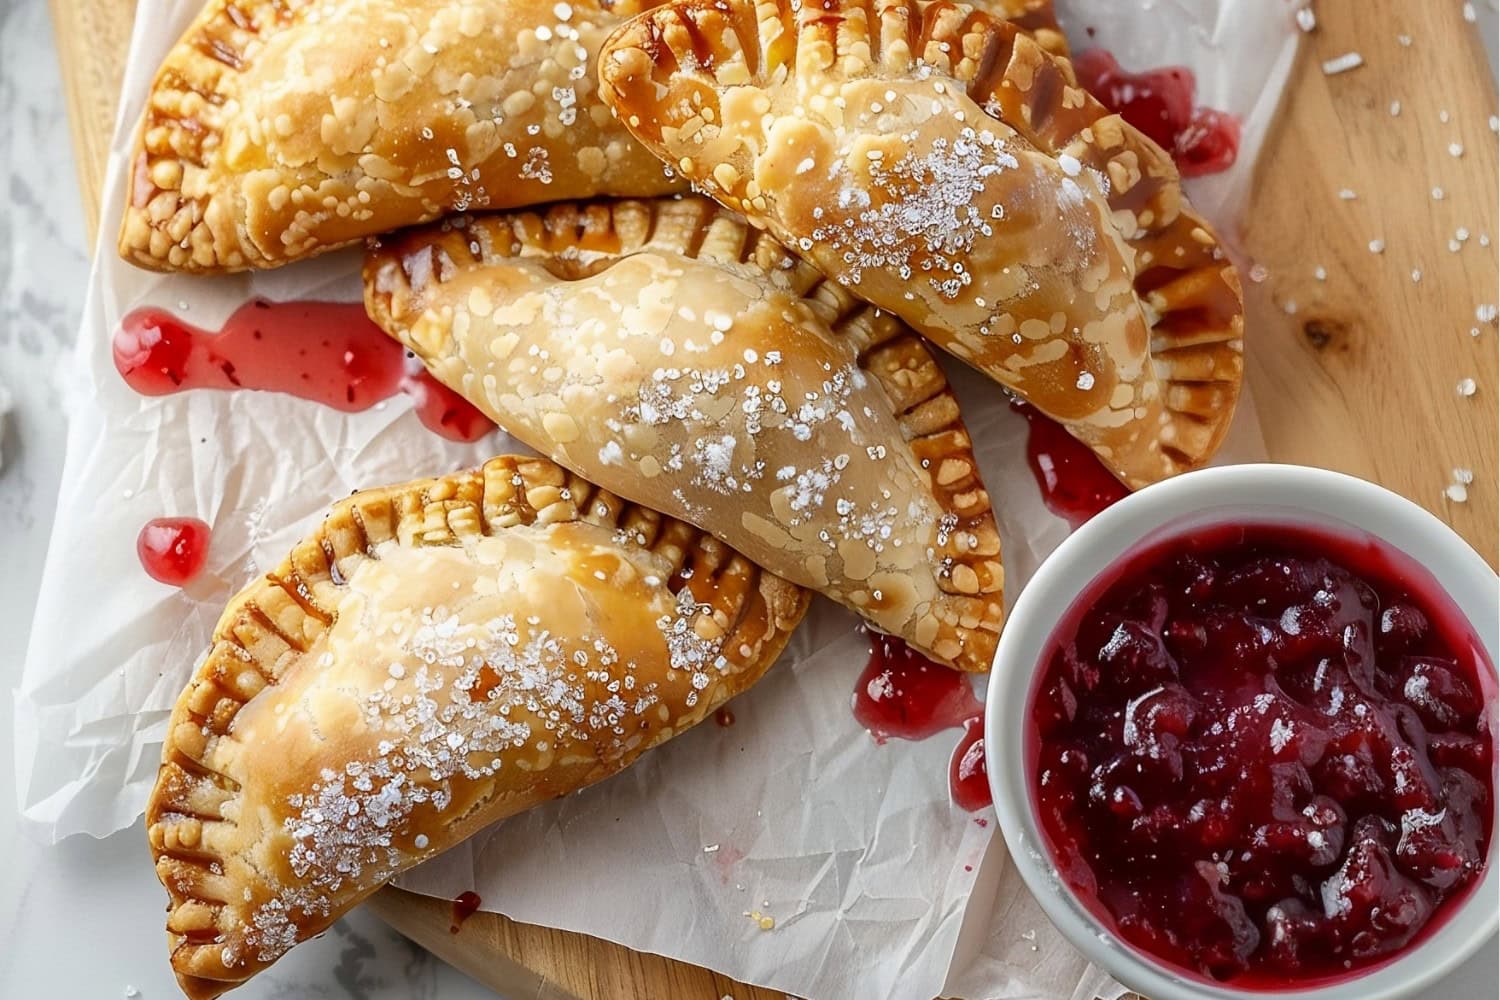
{"left": 986, "top": 464, "right": 1499, "bottom": 1000}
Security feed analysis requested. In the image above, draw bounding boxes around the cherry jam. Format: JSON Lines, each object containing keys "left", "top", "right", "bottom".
{"left": 852, "top": 631, "right": 981, "bottom": 743}
{"left": 137, "top": 517, "right": 211, "bottom": 586}
{"left": 851, "top": 631, "right": 993, "bottom": 811}
{"left": 1029, "top": 522, "right": 1494, "bottom": 987}
{"left": 1073, "top": 50, "right": 1241, "bottom": 178}
{"left": 1013, "top": 401, "right": 1129, "bottom": 529}
{"left": 113, "top": 299, "right": 494, "bottom": 443}
{"left": 450, "top": 891, "right": 483, "bottom": 933}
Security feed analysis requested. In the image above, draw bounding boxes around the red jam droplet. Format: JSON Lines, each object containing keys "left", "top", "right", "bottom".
{"left": 1073, "top": 49, "right": 1241, "bottom": 178}
{"left": 450, "top": 891, "right": 483, "bottom": 933}
{"left": 715, "top": 707, "right": 736, "bottom": 727}
{"left": 1030, "top": 523, "right": 1495, "bottom": 987}
{"left": 113, "top": 300, "right": 495, "bottom": 443}
{"left": 852, "top": 631, "right": 982, "bottom": 743}
{"left": 137, "top": 517, "right": 211, "bottom": 586}
{"left": 950, "top": 717, "right": 992, "bottom": 812}
{"left": 1014, "top": 400, "right": 1129, "bottom": 529}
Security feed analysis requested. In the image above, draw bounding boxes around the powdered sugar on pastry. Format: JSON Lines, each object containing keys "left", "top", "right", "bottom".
{"left": 146, "top": 456, "right": 806, "bottom": 999}
{"left": 600, "top": 0, "right": 1245, "bottom": 488}
{"left": 366, "top": 199, "right": 1005, "bottom": 671}
{"left": 118, "top": 0, "right": 683, "bottom": 273}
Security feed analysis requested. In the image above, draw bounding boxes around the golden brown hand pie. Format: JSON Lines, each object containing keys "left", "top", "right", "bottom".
{"left": 118, "top": 0, "right": 685, "bottom": 273}
{"left": 147, "top": 455, "right": 806, "bottom": 999}
{"left": 364, "top": 197, "right": 1003, "bottom": 671}
{"left": 599, "top": 0, "right": 1245, "bottom": 488}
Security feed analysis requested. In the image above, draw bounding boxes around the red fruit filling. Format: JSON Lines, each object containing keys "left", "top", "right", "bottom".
{"left": 1030, "top": 523, "right": 1494, "bottom": 987}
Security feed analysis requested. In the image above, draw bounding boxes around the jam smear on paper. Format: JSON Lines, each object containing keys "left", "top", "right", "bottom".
{"left": 1074, "top": 50, "right": 1241, "bottom": 178}
{"left": 852, "top": 631, "right": 992, "bottom": 812}
{"left": 853, "top": 632, "right": 982, "bottom": 743}
{"left": 137, "top": 517, "right": 211, "bottom": 586}
{"left": 949, "top": 716, "right": 992, "bottom": 812}
{"left": 1013, "top": 401, "right": 1130, "bottom": 529}
{"left": 1030, "top": 522, "right": 1494, "bottom": 985}
{"left": 113, "top": 299, "right": 494, "bottom": 443}
{"left": 450, "top": 891, "right": 483, "bottom": 933}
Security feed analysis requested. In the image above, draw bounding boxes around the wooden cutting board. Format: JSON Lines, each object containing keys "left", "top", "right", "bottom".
{"left": 51, "top": 1, "right": 1497, "bottom": 998}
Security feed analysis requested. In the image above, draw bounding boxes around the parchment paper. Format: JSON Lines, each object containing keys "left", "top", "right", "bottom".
{"left": 15, "top": 1, "right": 1302, "bottom": 996}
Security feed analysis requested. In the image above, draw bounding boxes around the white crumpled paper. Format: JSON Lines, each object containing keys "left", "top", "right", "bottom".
{"left": 16, "top": 1, "right": 1301, "bottom": 996}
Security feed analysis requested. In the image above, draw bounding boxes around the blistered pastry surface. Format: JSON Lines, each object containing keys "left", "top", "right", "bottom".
{"left": 145, "top": 455, "right": 805, "bottom": 999}
{"left": 599, "top": 0, "right": 1244, "bottom": 487}
{"left": 366, "top": 198, "right": 1004, "bottom": 671}
{"left": 118, "top": 0, "right": 683, "bottom": 272}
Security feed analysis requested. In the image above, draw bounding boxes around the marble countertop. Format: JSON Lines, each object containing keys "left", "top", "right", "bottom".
{"left": 0, "top": 2, "right": 1495, "bottom": 999}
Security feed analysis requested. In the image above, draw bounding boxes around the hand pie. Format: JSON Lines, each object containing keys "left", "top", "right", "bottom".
{"left": 976, "top": 0, "right": 1069, "bottom": 56}
{"left": 599, "top": 0, "right": 1245, "bottom": 488}
{"left": 365, "top": 197, "right": 1004, "bottom": 671}
{"left": 147, "top": 455, "right": 806, "bottom": 999}
{"left": 119, "top": 0, "right": 684, "bottom": 273}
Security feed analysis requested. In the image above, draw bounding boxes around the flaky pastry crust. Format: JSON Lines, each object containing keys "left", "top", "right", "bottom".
{"left": 146, "top": 455, "right": 806, "bottom": 999}
{"left": 365, "top": 197, "right": 1003, "bottom": 671}
{"left": 599, "top": 0, "right": 1244, "bottom": 488}
{"left": 118, "top": 0, "right": 685, "bottom": 273}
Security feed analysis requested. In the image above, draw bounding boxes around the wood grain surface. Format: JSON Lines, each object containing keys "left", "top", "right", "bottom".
{"left": 49, "top": 0, "right": 1498, "bottom": 998}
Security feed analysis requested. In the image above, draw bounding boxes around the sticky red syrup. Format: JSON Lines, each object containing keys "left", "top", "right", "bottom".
{"left": 950, "top": 716, "right": 992, "bottom": 812}
{"left": 1013, "top": 401, "right": 1129, "bottom": 530}
{"left": 1029, "top": 522, "right": 1495, "bottom": 987}
{"left": 112, "top": 299, "right": 494, "bottom": 443}
{"left": 450, "top": 891, "right": 483, "bottom": 933}
{"left": 853, "top": 631, "right": 982, "bottom": 743}
{"left": 137, "top": 517, "right": 211, "bottom": 586}
{"left": 1073, "top": 49, "right": 1241, "bottom": 178}
{"left": 715, "top": 707, "right": 736, "bottom": 727}
{"left": 852, "top": 631, "right": 993, "bottom": 811}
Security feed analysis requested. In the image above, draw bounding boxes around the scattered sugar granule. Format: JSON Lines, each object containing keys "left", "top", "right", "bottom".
{"left": 1449, "top": 142, "right": 1465, "bottom": 158}
{"left": 1338, "top": 188, "right": 1358, "bottom": 200}
{"left": 1450, "top": 239, "right": 1463, "bottom": 253}
{"left": 1439, "top": 110, "right": 1452, "bottom": 124}
{"left": 1411, "top": 269, "right": 1423, "bottom": 283}
{"left": 1456, "top": 377, "right": 1477, "bottom": 397}
{"left": 1445, "top": 483, "right": 1469, "bottom": 503}
{"left": 414, "top": 834, "right": 429, "bottom": 849}
{"left": 1322, "top": 52, "right": 1364, "bottom": 75}
{"left": 123, "top": 989, "right": 140, "bottom": 1000}
{"left": 703, "top": 843, "right": 720, "bottom": 854}
{"left": 1456, "top": 228, "right": 1471, "bottom": 243}
{"left": 1075, "top": 371, "right": 1095, "bottom": 391}
{"left": 1368, "top": 239, "right": 1385, "bottom": 254}
{"left": 1477, "top": 304, "right": 1498, "bottom": 324}
{"left": 1389, "top": 101, "right": 1402, "bottom": 117}
{"left": 1491, "top": 115, "right": 1500, "bottom": 133}
{"left": 1454, "top": 468, "right": 1475, "bottom": 486}
{"left": 1397, "top": 34, "right": 1412, "bottom": 46}
{"left": 1296, "top": 7, "right": 1317, "bottom": 32}
{"left": 1249, "top": 263, "right": 1270, "bottom": 283}
{"left": 1021, "top": 928, "right": 1039, "bottom": 951}
{"left": 1463, "top": 2, "right": 1477, "bottom": 22}
{"left": 1314, "top": 266, "right": 1327, "bottom": 281}
{"left": 1284, "top": 300, "right": 1299, "bottom": 315}
{"left": 1432, "top": 187, "right": 1445, "bottom": 200}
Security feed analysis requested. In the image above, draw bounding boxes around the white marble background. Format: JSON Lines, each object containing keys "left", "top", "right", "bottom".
{"left": 1, "top": 1, "right": 1495, "bottom": 999}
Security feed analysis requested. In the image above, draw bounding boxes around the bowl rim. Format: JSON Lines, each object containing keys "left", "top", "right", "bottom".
{"left": 985, "top": 462, "right": 1500, "bottom": 1000}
